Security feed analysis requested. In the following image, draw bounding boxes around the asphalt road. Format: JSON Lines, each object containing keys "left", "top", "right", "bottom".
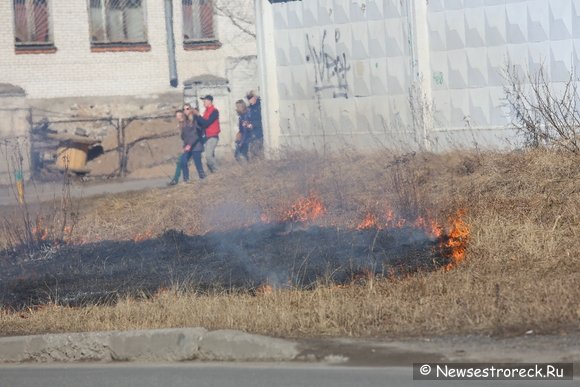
{"left": 0, "top": 364, "right": 575, "bottom": 387}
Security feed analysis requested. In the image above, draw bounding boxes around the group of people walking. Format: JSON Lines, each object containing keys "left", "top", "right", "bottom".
{"left": 169, "top": 91, "right": 263, "bottom": 186}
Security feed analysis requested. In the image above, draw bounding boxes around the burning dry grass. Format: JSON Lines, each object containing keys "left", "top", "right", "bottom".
{"left": 0, "top": 148, "right": 579, "bottom": 337}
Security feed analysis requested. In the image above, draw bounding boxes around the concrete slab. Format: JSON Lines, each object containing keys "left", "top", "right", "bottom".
{"left": 0, "top": 328, "right": 297, "bottom": 363}
{"left": 198, "top": 329, "right": 299, "bottom": 361}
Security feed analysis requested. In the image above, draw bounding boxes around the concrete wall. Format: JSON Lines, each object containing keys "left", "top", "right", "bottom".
{"left": 258, "top": 0, "right": 580, "bottom": 152}
{"left": 0, "top": 91, "right": 29, "bottom": 186}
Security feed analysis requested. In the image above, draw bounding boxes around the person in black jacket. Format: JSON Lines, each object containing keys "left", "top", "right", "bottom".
{"left": 246, "top": 90, "right": 264, "bottom": 158}
{"left": 168, "top": 109, "right": 205, "bottom": 185}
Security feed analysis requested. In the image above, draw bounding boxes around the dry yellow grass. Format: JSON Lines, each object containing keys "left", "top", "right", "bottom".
{"left": 0, "top": 148, "right": 579, "bottom": 338}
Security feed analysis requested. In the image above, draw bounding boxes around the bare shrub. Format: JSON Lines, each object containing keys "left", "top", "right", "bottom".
{"left": 386, "top": 153, "right": 422, "bottom": 219}
{"left": 503, "top": 64, "right": 580, "bottom": 153}
{"left": 0, "top": 144, "right": 78, "bottom": 255}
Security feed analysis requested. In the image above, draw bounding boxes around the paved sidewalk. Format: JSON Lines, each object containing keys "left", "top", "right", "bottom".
{"left": 0, "top": 177, "right": 168, "bottom": 206}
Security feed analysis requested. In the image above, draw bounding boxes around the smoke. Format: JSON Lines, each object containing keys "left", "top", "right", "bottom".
{"left": 0, "top": 220, "right": 447, "bottom": 308}
{"left": 0, "top": 177, "right": 451, "bottom": 308}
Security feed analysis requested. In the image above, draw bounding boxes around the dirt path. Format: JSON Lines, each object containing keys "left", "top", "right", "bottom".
{"left": 300, "top": 333, "right": 580, "bottom": 366}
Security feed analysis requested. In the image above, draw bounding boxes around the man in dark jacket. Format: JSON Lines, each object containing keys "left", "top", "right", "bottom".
{"left": 193, "top": 95, "right": 221, "bottom": 173}
{"left": 246, "top": 90, "right": 264, "bottom": 158}
{"left": 169, "top": 109, "right": 205, "bottom": 185}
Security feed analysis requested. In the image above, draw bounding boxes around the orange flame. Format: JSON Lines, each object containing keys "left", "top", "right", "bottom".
{"left": 260, "top": 193, "right": 326, "bottom": 224}
{"left": 443, "top": 210, "right": 469, "bottom": 271}
{"left": 282, "top": 193, "right": 327, "bottom": 223}
{"left": 414, "top": 216, "right": 444, "bottom": 239}
{"left": 133, "top": 229, "right": 154, "bottom": 242}
{"left": 31, "top": 218, "right": 49, "bottom": 241}
{"left": 356, "top": 212, "right": 380, "bottom": 230}
{"left": 256, "top": 283, "right": 273, "bottom": 295}
{"left": 356, "top": 207, "right": 445, "bottom": 237}
{"left": 31, "top": 218, "right": 74, "bottom": 244}
{"left": 259, "top": 194, "right": 467, "bottom": 274}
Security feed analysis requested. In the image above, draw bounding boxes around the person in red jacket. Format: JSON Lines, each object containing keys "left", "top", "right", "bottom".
{"left": 193, "top": 95, "right": 221, "bottom": 173}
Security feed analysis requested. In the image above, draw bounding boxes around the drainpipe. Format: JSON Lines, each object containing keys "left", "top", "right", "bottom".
{"left": 164, "top": 0, "right": 178, "bottom": 87}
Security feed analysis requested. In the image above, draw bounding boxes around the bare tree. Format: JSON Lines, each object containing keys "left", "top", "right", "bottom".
{"left": 214, "top": 0, "right": 256, "bottom": 38}
{"left": 503, "top": 63, "right": 580, "bottom": 154}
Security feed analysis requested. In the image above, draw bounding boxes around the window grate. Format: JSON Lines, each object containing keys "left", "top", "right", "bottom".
{"left": 89, "top": 0, "right": 147, "bottom": 45}
{"left": 13, "top": 0, "right": 53, "bottom": 46}
{"left": 183, "top": 0, "right": 216, "bottom": 43}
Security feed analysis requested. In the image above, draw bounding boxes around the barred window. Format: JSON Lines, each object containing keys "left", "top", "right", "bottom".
{"left": 89, "top": 0, "right": 147, "bottom": 45}
{"left": 182, "top": 0, "right": 216, "bottom": 43}
{"left": 13, "top": 0, "right": 53, "bottom": 47}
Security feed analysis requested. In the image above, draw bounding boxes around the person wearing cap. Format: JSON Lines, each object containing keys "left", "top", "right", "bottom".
{"left": 193, "top": 95, "right": 221, "bottom": 173}
{"left": 246, "top": 90, "right": 264, "bottom": 159}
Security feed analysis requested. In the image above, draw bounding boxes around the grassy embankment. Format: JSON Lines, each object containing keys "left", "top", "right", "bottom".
{"left": 1, "top": 149, "right": 578, "bottom": 337}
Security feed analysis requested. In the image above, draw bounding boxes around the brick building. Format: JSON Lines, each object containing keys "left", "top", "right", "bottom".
{"left": 0, "top": 0, "right": 258, "bottom": 181}
{"left": 0, "top": 0, "right": 256, "bottom": 99}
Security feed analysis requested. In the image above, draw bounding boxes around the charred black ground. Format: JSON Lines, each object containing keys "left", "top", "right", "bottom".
{"left": 0, "top": 223, "right": 451, "bottom": 309}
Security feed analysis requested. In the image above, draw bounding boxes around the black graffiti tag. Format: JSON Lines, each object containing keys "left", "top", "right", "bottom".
{"left": 305, "top": 29, "right": 351, "bottom": 98}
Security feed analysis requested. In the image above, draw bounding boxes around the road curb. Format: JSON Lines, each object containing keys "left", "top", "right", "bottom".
{"left": 0, "top": 328, "right": 299, "bottom": 363}
{"left": 199, "top": 330, "right": 300, "bottom": 361}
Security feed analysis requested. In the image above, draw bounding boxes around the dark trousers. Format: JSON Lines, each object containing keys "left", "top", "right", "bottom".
{"left": 173, "top": 150, "right": 205, "bottom": 182}
{"left": 235, "top": 142, "right": 249, "bottom": 162}
{"left": 249, "top": 137, "right": 264, "bottom": 159}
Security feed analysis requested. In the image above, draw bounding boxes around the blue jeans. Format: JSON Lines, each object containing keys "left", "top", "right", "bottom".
{"left": 173, "top": 150, "right": 205, "bottom": 182}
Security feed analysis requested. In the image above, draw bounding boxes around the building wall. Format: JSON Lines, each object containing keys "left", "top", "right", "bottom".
{"left": 0, "top": 0, "right": 257, "bottom": 100}
{"left": 426, "top": 0, "right": 579, "bottom": 149}
{"left": 0, "top": 0, "right": 258, "bottom": 176}
{"left": 262, "top": 0, "right": 580, "bottom": 152}
{"left": 0, "top": 93, "right": 29, "bottom": 185}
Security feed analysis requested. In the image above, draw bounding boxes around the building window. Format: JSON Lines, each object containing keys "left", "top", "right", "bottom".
{"left": 88, "top": 0, "right": 148, "bottom": 48}
{"left": 182, "top": 0, "right": 219, "bottom": 48}
{"left": 13, "top": 0, "right": 54, "bottom": 50}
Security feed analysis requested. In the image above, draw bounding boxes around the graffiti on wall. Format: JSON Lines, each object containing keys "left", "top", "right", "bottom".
{"left": 432, "top": 71, "right": 444, "bottom": 86}
{"left": 305, "top": 29, "right": 351, "bottom": 98}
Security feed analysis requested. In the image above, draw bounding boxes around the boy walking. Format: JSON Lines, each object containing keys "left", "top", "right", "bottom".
{"left": 193, "top": 95, "right": 221, "bottom": 173}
